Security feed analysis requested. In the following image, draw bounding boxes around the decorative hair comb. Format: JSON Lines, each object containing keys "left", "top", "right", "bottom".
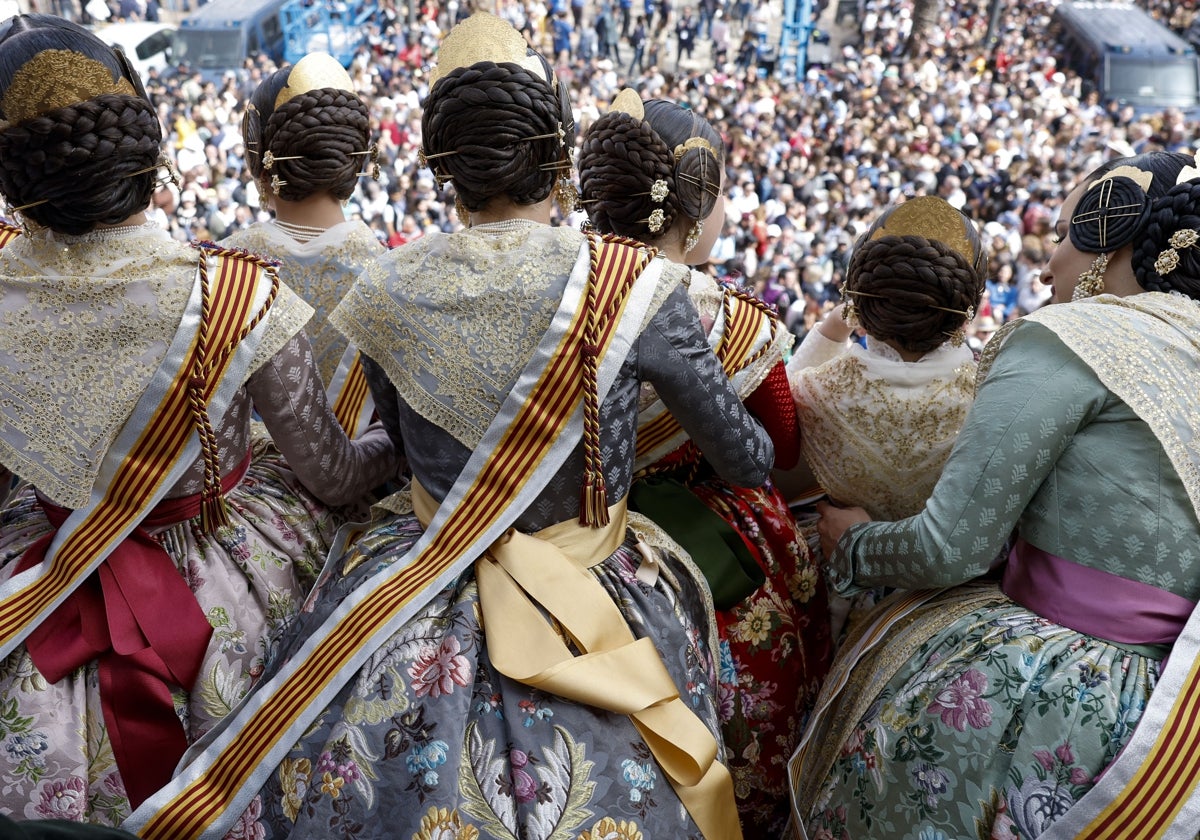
{"left": 869, "top": 195, "right": 978, "bottom": 268}
{"left": 274, "top": 52, "right": 357, "bottom": 109}
{"left": 428, "top": 12, "right": 554, "bottom": 88}
{"left": 1, "top": 49, "right": 135, "bottom": 125}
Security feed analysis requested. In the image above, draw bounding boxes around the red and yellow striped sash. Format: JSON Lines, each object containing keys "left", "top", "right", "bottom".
{"left": 0, "top": 248, "right": 273, "bottom": 653}
{"left": 1069, "top": 656, "right": 1200, "bottom": 839}
{"left": 635, "top": 288, "right": 775, "bottom": 459}
{"left": 136, "top": 234, "right": 650, "bottom": 840}
{"left": 0, "top": 220, "right": 22, "bottom": 249}
{"left": 330, "top": 350, "right": 372, "bottom": 437}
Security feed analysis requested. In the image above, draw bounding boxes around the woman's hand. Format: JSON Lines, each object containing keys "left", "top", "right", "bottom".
{"left": 815, "top": 500, "right": 871, "bottom": 559}
{"left": 817, "top": 303, "right": 854, "bottom": 343}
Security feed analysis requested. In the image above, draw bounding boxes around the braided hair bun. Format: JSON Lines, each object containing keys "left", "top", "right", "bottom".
{"left": 422, "top": 61, "right": 567, "bottom": 212}
{"left": 1132, "top": 176, "right": 1200, "bottom": 299}
{"left": 243, "top": 54, "right": 372, "bottom": 202}
{"left": 0, "top": 15, "right": 160, "bottom": 234}
{"left": 847, "top": 197, "right": 987, "bottom": 354}
{"left": 579, "top": 94, "right": 723, "bottom": 245}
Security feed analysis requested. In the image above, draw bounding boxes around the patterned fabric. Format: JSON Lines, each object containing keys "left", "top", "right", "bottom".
{"left": 0, "top": 445, "right": 339, "bottom": 825}
{"left": 0, "top": 226, "right": 311, "bottom": 509}
{"left": 186, "top": 222, "right": 775, "bottom": 839}
{"left": 222, "top": 220, "right": 384, "bottom": 387}
{"left": 635, "top": 271, "right": 831, "bottom": 836}
{"left": 0, "top": 225, "right": 397, "bottom": 825}
{"left": 801, "top": 306, "right": 1200, "bottom": 838}
{"left": 695, "top": 480, "right": 831, "bottom": 837}
{"left": 237, "top": 507, "right": 723, "bottom": 840}
{"left": 789, "top": 333, "right": 976, "bottom": 521}
{"left": 804, "top": 586, "right": 1159, "bottom": 840}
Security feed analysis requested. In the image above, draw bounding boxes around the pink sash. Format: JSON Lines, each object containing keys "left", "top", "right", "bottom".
{"left": 1001, "top": 538, "right": 1193, "bottom": 646}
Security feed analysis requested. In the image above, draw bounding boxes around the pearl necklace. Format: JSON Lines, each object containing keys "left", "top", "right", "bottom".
{"left": 470, "top": 218, "right": 542, "bottom": 234}
{"left": 61, "top": 221, "right": 161, "bottom": 244}
{"left": 272, "top": 218, "right": 331, "bottom": 242}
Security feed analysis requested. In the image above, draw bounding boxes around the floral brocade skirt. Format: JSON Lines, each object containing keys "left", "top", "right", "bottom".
{"left": 0, "top": 450, "right": 342, "bottom": 825}
{"left": 799, "top": 583, "right": 1160, "bottom": 840}
{"left": 690, "top": 480, "right": 832, "bottom": 837}
{"left": 228, "top": 509, "right": 726, "bottom": 840}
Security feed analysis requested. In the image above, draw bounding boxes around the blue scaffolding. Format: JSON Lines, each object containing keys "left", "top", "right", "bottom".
{"left": 280, "top": 0, "right": 373, "bottom": 67}
{"left": 777, "top": 0, "right": 816, "bottom": 83}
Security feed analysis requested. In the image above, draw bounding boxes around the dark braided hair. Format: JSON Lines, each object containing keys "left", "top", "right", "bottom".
{"left": 243, "top": 62, "right": 371, "bottom": 202}
{"left": 579, "top": 97, "right": 723, "bottom": 243}
{"left": 0, "top": 15, "right": 160, "bottom": 235}
{"left": 1068, "top": 151, "right": 1195, "bottom": 255}
{"left": 1132, "top": 177, "right": 1200, "bottom": 299}
{"left": 578, "top": 111, "right": 679, "bottom": 240}
{"left": 847, "top": 199, "right": 987, "bottom": 354}
{"left": 422, "top": 61, "right": 567, "bottom": 212}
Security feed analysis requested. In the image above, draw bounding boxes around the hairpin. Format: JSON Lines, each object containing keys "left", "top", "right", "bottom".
{"left": 1154, "top": 228, "right": 1200, "bottom": 276}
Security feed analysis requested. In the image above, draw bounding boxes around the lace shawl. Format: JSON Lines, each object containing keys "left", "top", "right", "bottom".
{"left": 331, "top": 224, "right": 676, "bottom": 450}
{"left": 791, "top": 339, "right": 977, "bottom": 520}
{"left": 0, "top": 227, "right": 312, "bottom": 507}
{"left": 222, "top": 220, "right": 383, "bottom": 386}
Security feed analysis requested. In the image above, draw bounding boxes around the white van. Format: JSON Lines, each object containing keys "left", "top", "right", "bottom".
{"left": 96, "top": 21, "right": 177, "bottom": 81}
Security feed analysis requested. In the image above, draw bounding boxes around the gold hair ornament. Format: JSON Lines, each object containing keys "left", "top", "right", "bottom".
{"left": 869, "top": 195, "right": 978, "bottom": 268}
{"left": 646, "top": 208, "right": 665, "bottom": 233}
{"left": 609, "top": 88, "right": 645, "bottom": 119}
{"left": 1, "top": 49, "right": 136, "bottom": 125}
{"left": 274, "top": 52, "right": 356, "bottom": 109}
{"left": 428, "top": 12, "right": 553, "bottom": 88}
{"left": 1176, "top": 164, "right": 1200, "bottom": 185}
{"left": 1154, "top": 228, "right": 1200, "bottom": 277}
{"left": 420, "top": 129, "right": 567, "bottom": 169}
{"left": 351, "top": 145, "right": 381, "bottom": 180}
{"left": 673, "top": 136, "right": 718, "bottom": 162}
{"left": 1091, "top": 165, "right": 1153, "bottom": 194}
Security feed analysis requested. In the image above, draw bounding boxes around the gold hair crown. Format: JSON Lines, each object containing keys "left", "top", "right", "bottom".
{"left": 428, "top": 12, "right": 551, "bottom": 88}
{"left": 1089, "top": 165, "right": 1152, "bottom": 194}
{"left": 1, "top": 49, "right": 136, "bottom": 125}
{"left": 609, "top": 88, "right": 645, "bottom": 120}
{"left": 275, "top": 52, "right": 356, "bottom": 109}
{"left": 870, "top": 195, "right": 978, "bottom": 267}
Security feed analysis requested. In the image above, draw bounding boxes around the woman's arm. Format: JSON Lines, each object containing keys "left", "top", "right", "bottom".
{"left": 638, "top": 285, "right": 774, "bottom": 488}
{"left": 247, "top": 332, "right": 401, "bottom": 506}
{"left": 825, "top": 323, "right": 1108, "bottom": 594}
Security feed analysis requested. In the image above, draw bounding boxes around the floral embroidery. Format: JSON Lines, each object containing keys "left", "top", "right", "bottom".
{"left": 225, "top": 795, "right": 267, "bottom": 840}
{"left": 29, "top": 776, "right": 87, "bottom": 821}
{"left": 412, "top": 806, "right": 480, "bottom": 840}
{"left": 578, "top": 816, "right": 644, "bottom": 840}
{"left": 278, "top": 757, "right": 312, "bottom": 823}
{"left": 621, "top": 758, "right": 657, "bottom": 803}
{"left": 926, "top": 669, "right": 992, "bottom": 731}
{"left": 406, "top": 739, "right": 450, "bottom": 787}
{"left": 409, "top": 635, "right": 472, "bottom": 699}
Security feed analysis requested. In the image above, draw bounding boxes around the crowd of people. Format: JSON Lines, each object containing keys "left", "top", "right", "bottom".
{"left": 4, "top": 1, "right": 1200, "bottom": 839}
{"left": 49, "top": 0, "right": 1198, "bottom": 351}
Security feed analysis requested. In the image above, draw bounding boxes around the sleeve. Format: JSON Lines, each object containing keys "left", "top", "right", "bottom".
{"left": 828, "top": 323, "right": 1109, "bottom": 594}
{"left": 637, "top": 285, "right": 774, "bottom": 488}
{"left": 742, "top": 361, "right": 801, "bottom": 469}
{"left": 361, "top": 354, "right": 405, "bottom": 455}
{"left": 246, "top": 332, "right": 401, "bottom": 506}
{"left": 787, "top": 327, "right": 846, "bottom": 374}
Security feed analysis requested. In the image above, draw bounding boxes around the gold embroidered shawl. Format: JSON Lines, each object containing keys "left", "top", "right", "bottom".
{"left": 0, "top": 227, "right": 312, "bottom": 507}
{"left": 792, "top": 340, "right": 977, "bottom": 520}
{"left": 331, "top": 224, "right": 677, "bottom": 450}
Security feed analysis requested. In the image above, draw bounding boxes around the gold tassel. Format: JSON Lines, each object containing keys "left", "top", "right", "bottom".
{"left": 200, "top": 491, "right": 231, "bottom": 534}
{"left": 580, "top": 474, "right": 610, "bottom": 527}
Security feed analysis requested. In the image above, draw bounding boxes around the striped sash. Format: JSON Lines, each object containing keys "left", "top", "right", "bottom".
{"left": 636, "top": 286, "right": 778, "bottom": 468}
{"left": 327, "top": 344, "right": 375, "bottom": 438}
{"left": 127, "top": 233, "right": 673, "bottom": 840}
{"left": 0, "top": 245, "right": 279, "bottom": 659}
{"left": 1041, "top": 597, "right": 1200, "bottom": 840}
